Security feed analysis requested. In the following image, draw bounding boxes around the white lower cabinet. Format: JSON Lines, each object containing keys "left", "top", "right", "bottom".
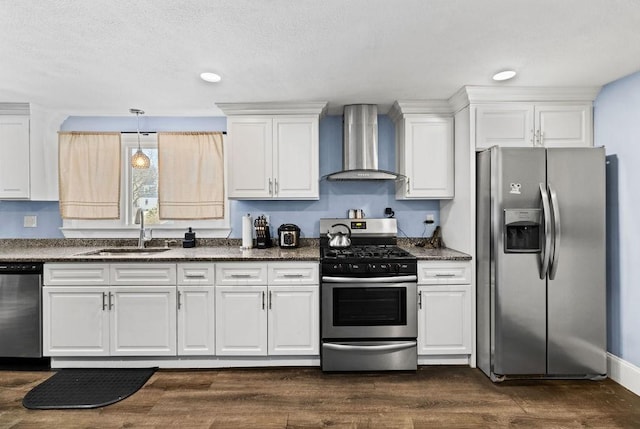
{"left": 215, "top": 286, "right": 268, "bottom": 355}
{"left": 177, "top": 263, "right": 215, "bottom": 356}
{"left": 215, "top": 262, "right": 319, "bottom": 356}
{"left": 43, "top": 285, "right": 177, "bottom": 356}
{"left": 417, "top": 284, "right": 471, "bottom": 355}
{"left": 44, "top": 261, "right": 319, "bottom": 363}
{"left": 43, "top": 286, "right": 110, "bottom": 356}
{"left": 43, "top": 263, "right": 178, "bottom": 357}
{"left": 110, "top": 286, "right": 177, "bottom": 356}
{"left": 417, "top": 261, "right": 472, "bottom": 356}
{"left": 177, "top": 286, "right": 216, "bottom": 355}
{"left": 268, "top": 285, "right": 319, "bottom": 355}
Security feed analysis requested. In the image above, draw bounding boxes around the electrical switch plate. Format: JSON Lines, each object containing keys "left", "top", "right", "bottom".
{"left": 24, "top": 215, "right": 37, "bottom": 228}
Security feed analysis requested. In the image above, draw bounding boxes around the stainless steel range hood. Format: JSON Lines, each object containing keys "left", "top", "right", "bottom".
{"left": 325, "top": 104, "right": 401, "bottom": 180}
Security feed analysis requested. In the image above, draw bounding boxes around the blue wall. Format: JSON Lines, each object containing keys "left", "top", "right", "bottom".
{"left": 595, "top": 70, "right": 640, "bottom": 367}
{"left": 0, "top": 115, "right": 438, "bottom": 239}
{"left": 0, "top": 201, "right": 63, "bottom": 238}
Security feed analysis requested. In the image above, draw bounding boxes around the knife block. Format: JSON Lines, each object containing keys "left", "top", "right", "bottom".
{"left": 255, "top": 225, "right": 272, "bottom": 249}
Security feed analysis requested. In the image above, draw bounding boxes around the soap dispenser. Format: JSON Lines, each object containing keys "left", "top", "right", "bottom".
{"left": 183, "top": 227, "right": 196, "bottom": 248}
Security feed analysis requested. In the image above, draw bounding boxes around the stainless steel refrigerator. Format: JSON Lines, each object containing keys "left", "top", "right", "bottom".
{"left": 476, "top": 146, "right": 606, "bottom": 381}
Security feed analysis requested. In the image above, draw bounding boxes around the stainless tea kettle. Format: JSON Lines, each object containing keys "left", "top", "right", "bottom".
{"left": 327, "top": 223, "right": 351, "bottom": 248}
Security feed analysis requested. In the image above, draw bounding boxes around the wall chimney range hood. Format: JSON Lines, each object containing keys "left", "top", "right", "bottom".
{"left": 325, "top": 104, "right": 401, "bottom": 181}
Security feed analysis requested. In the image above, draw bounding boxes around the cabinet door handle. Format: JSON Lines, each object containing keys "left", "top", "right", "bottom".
{"left": 539, "top": 131, "right": 544, "bottom": 146}
{"left": 274, "top": 178, "right": 278, "bottom": 195}
{"left": 534, "top": 129, "right": 541, "bottom": 146}
{"left": 102, "top": 292, "right": 107, "bottom": 311}
{"left": 418, "top": 291, "right": 422, "bottom": 309}
{"left": 268, "top": 291, "right": 272, "bottom": 309}
{"left": 262, "top": 291, "right": 266, "bottom": 310}
{"left": 268, "top": 178, "right": 273, "bottom": 195}
{"left": 177, "top": 291, "right": 182, "bottom": 310}
{"left": 108, "top": 292, "right": 114, "bottom": 310}
{"left": 406, "top": 178, "right": 410, "bottom": 195}
{"left": 531, "top": 129, "right": 535, "bottom": 145}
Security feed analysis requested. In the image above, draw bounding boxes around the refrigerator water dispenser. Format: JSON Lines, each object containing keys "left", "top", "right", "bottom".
{"left": 503, "top": 209, "right": 541, "bottom": 253}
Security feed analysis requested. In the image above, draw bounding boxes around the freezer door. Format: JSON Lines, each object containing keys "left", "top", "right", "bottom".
{"left": 492, "top": 147, "right": 547, "bottom": 375}
{"left": 546, "top": 147, "right": 606, "bottom": 376}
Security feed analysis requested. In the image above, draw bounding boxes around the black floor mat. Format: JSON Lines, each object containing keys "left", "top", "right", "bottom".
{"left": 22, "top": 368, "right": 156, "bottom": 409}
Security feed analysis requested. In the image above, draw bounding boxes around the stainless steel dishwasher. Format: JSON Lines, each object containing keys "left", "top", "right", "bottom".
{"left": 0, "top": 262, "right": 43, "bottom": 358}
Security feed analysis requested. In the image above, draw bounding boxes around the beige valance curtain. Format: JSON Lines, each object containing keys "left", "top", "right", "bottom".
{"left": 157, "top": 132, "right": 224, "bottom": 219}
{"left": 58, "top": 132, "right": 121, "bottom": 219}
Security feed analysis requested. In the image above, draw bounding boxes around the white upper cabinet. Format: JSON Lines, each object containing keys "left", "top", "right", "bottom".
{"left": 272, "top": 117, "right": 319, "bottom": 199}
{"left": 534, "top": 103, "right": 592, "bottom": 148}
{"left": 226, "top": 117, "right": 274, "bottom": 199}
{"left": 462, "top": 86, "right": 598, "bottom": 150}
{"left": 0, "top": 103, "right": 67, "bottom": 200}
{"left": 390, "top": 102, "right": 455, "bottom": 200}
{"left": 0, "top": 115, "right": 30, "bottom": 199}
{"left": 475, "top": 103, "right": 534, "bottom": 148}
{"left": 219, "top": 102, "right": 327, "bottom": 200}
{"left": 475, "top": 102, "right": 592, "bottom": 149}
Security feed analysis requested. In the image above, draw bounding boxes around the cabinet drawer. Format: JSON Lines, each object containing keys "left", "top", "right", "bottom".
{"left": 178, "top": 263, "right": 215, "bottom": 286}
{"left": 44, "top": 263, "right": 109, "bottom": 286}
{"left": 215, "top": 263, "right": 267, "bottom": 285}
{"left": 110, "top": 263, "right": 177, "bottom": 286}
{"left": 418, "top": 261, "right": 471, "bottom": 285}
{"left": 268, "top": 262, "right": 319, "bottom": 285}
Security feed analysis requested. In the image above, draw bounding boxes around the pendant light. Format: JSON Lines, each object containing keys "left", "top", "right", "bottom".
{"left": 130, "top": 108, "right": 150, "bottom": 169}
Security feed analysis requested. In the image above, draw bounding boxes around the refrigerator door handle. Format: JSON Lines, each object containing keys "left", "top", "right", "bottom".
{"left": 539, "top": 183, "right": 553, "bottom": 279}
{"left": 548, "top": 184, "right": 561, "bottom": 280}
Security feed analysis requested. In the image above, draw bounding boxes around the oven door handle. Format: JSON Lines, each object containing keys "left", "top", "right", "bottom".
{"left": 322, "top": 275, "right": 417, "bottom": 283}
{"left": 323, "top": 341, "right": 417, "bottom": 352}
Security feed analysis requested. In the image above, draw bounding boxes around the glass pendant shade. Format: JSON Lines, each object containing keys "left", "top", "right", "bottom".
{"left": 131, "top": 148, "right": 151, "bottom": 168}
{"left": 130, "top": 108, "right": 150, "bottom": 169}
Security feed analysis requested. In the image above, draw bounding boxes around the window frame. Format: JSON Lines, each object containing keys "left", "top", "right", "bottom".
{"left": 60, "top": 133, "right": 230, "bottom": 238}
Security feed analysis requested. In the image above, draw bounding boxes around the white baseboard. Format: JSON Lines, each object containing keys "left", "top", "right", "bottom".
{"left": 607, "top": 352, "right": 640, "bottom": 396}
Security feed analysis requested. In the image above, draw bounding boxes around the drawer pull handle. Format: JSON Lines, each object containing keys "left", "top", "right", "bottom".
{"left": 185, "top": 274, "right": 206, "bottom": 278}
{"left": 231, "top": 274, "right": 252, "bottom": 278}
{"left": 283, "top": 274, "right": 304, "bottom": 278}
{"left": 435, "top": 274, "right": 456, "bottom": 277}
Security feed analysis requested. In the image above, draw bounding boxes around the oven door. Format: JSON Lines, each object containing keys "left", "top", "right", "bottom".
{"left": 321, "top": 277, "right": 417, "bottom": 339}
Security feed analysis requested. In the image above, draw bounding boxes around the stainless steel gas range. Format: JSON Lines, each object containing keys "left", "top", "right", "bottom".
{"left": 319, "top": 218, "right": 418, "bottom": 372}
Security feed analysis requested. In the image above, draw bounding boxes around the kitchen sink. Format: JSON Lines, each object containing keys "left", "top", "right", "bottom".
{"left": 77, "top": 247, "right": 171, "bottom": 256}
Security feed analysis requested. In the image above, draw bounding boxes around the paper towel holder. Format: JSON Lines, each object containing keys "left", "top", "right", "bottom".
{"left": 241, "top": 213, "right": 253, "bottom": 250}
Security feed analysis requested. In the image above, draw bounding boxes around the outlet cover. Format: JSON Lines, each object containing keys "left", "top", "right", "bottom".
{"left": 24, "top": 215, "right": 37, "bottom": 228}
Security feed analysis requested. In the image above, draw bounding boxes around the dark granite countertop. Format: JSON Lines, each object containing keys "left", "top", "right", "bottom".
{"left": 0, "top": 239, "right": 471, "bottom": 262}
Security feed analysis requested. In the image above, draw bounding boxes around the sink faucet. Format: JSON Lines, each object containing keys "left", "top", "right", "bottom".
{"left": 134, "top": 208, "right": 152, "bottom": 248}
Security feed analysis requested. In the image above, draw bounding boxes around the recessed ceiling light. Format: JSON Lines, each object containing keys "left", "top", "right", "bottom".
{"left": 492, "top": 70, "right": 517, "bottom": 81}
{"left": 200, "top": 72, "right": 222, "bottom": 83}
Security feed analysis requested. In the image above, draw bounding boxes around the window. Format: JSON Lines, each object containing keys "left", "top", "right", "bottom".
{"left": 61, "top": 133, "right": 230, "bottom": 238}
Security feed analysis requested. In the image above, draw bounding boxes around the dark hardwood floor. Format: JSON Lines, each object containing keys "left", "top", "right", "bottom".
{"left": 1, "top": 366, "right": 639, "bottom": 428}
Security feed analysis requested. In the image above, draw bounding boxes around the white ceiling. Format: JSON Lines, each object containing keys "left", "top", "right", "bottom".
{"left": 2, "top": 0, "right": 640, "bottom": 116}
